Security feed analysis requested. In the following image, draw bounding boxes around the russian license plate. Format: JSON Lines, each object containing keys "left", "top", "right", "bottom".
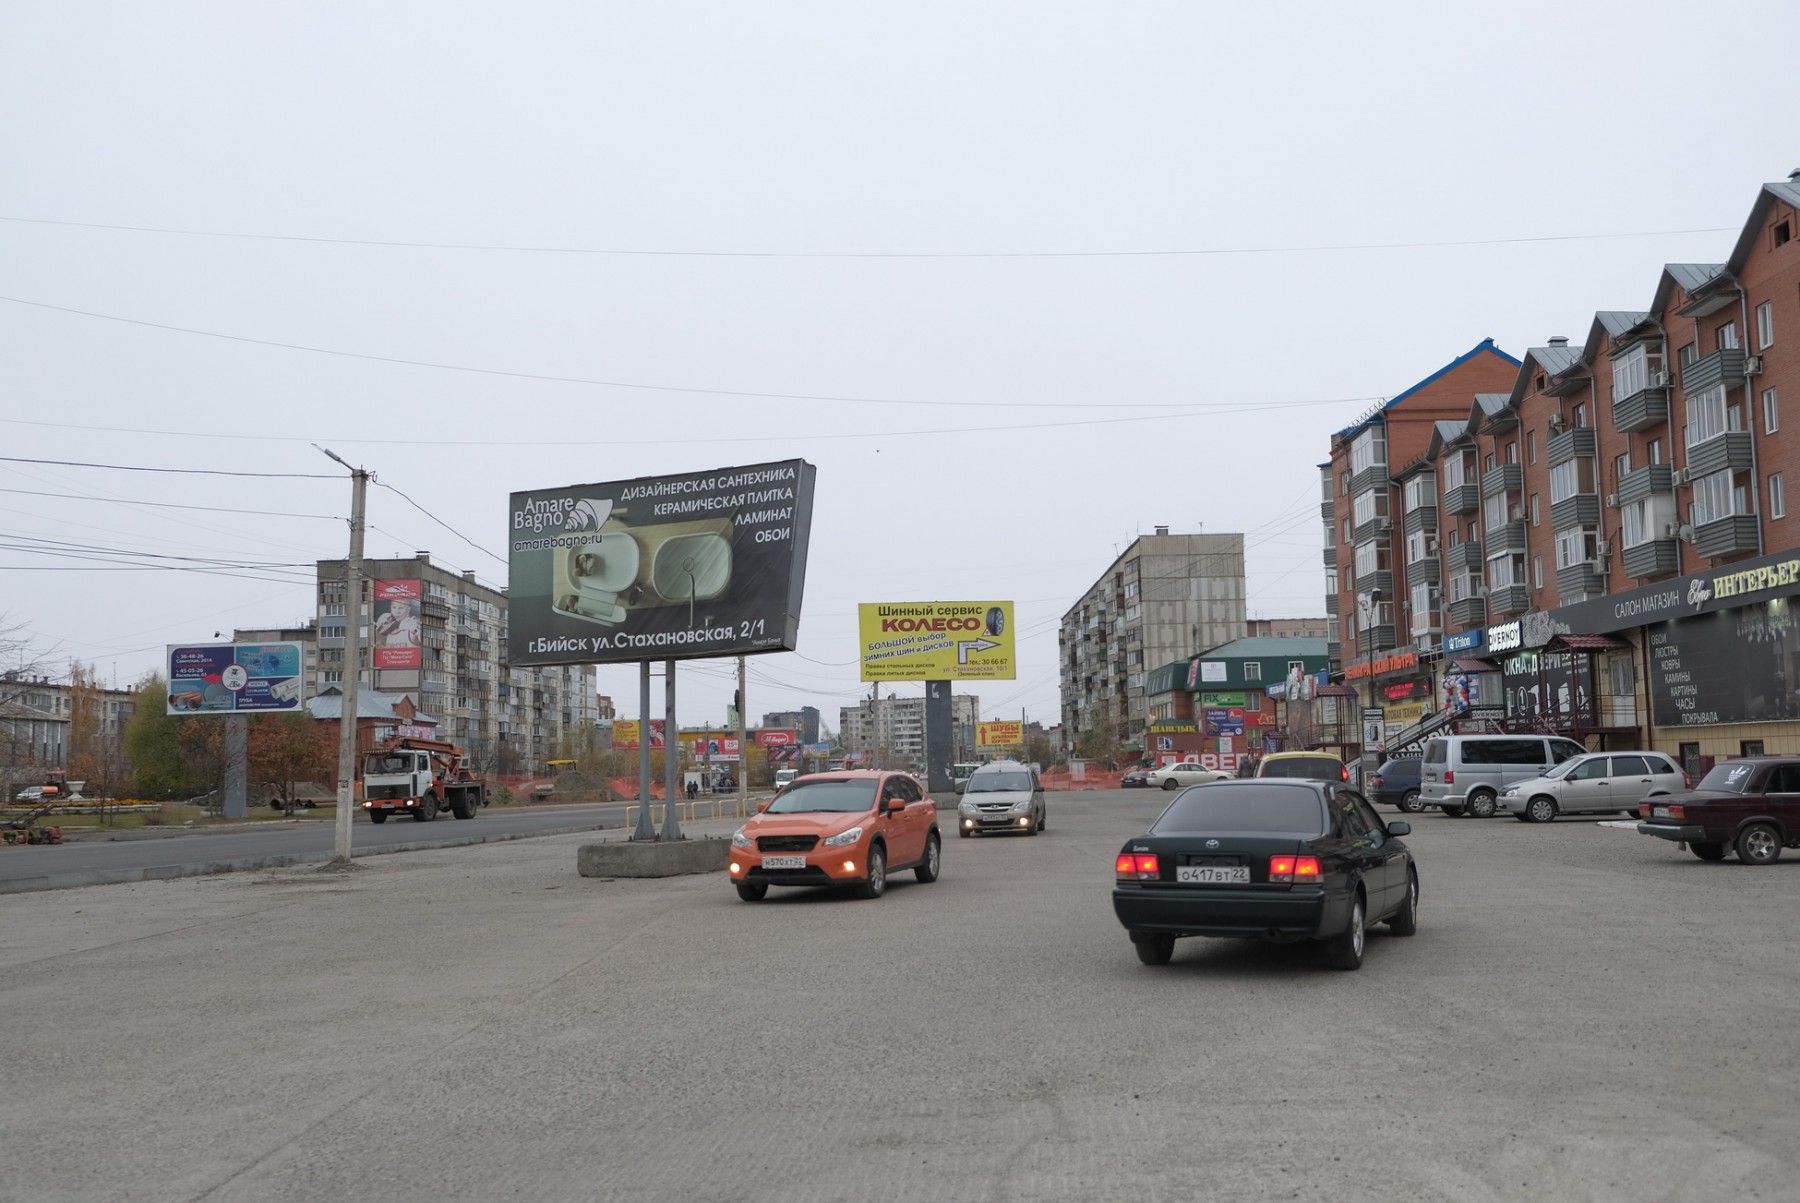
{"left": 762, "top": 855, "right": 806, "bottom": 869}
{"left": 1177, "top": 865, "right": 1249, "bottom": 884}
{"left": 1653, "top": 806, "right": 1673, "bottom": 818}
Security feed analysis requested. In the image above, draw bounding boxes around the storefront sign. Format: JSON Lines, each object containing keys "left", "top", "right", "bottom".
{"left": 1549, "top": 548, "right": 1800, "bottom": 636}
{"left": 1149, "top": 720, "right": 1199, "bottom": 733}
{"left": 1647, "top": 600, "right": 1799, "bottom": 726}
{"left": 1197, "top": 661, "right": 1228, "bottom": 684}
{"left": 1487, "top": 621, "right": 1521, "bottom": 653}
{"left": 1203, "top": 707, "right": 1246, "bottom": 737}
{"left": 1384, "top": 700, "right": 1428, "bottom": 731}
{"left": 1344, "top": 649, "right": 1419, "bottom": 681}
{"left": 1443, "top": 629, "right": 1485, "bottom": 655}
{"left": 1381, "top": 679, "right": 1431, "bottom": 702}
{"left": 1195, "top": 691, "right": 1246, "bottom": 708}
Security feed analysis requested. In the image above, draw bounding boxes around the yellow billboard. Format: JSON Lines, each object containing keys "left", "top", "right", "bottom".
{"left": 858, "top": 601, "right": 1016, "bottom": 682}
{"left": 976, "top": 720, "right": 1024, "bottom": 747}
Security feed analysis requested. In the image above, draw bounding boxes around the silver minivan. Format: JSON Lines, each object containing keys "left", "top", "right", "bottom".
{"left": 1420, "top": 735, "right": 1587, "bottom": 818}
{"left": 956, "top": 761, "right": 1046, "bottom": 836}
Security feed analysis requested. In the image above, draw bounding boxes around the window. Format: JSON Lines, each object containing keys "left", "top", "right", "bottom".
{"left": 1532, "top": 555, "right": 1544, "bottom": 589}
{"left": 1505, "top": 441, "right": 1519, "bottom": 464}
{"left": 1448, "top": 571, "right": 1482, "bottom": 602}
{"left": 1447, "top": 527, "right": 1460, "bottom": 548}
{"left": 1353, "top": 540, "right": 1390, "bottom": 578}
{"left": 1442, "top": 448, "right": 1474, "bottom": 487}
{"left": 1527, "top": 431, "right": 1538, "bottom": 464}
{"left": 1403, "top": 474, "right": 1435, "bottom": 511}
{"left": 1352, "top": 489, "right": 1389, "bottom": 527}
{"left": 1568, "top": 758, "right": 1610, "bottom": 781}
{"left": 1342, "top": 518, "right": 1351, "bottom": 544}
{"left": 1623, "top": 495, "right": 1675, "bottom": 547}
{"left": 1410, "top": 581, "right": 1436, "bottom": 632}
{"left": 1573, "top": 401, "right": 1588, "bottom": 429}
{"left": 1611, "top": 342, "right": 1667, "bottom": 401}
{"left": 1649, "top": 437, "right": 1664, "bottom": 465}
{"left": 1679, "top": 342, "right": 1698, "bottom": 367}
{"left": 1486, "top": 552, "right": 1525, "bottom": 587}
{"left": 1550, "top": 458, "right": 1594, "bottom": 503}
{"left": 1484, "top": 452, "right": 1497, "bottom": 472}
{"left": 1242, "top": 662, "right": 1263, "bottom": 681}
{"left": 1323, "top": 568, "right": 1338, "bottom": 595}
{"left": 1529, "top": 493, "right": 1541, "bottom": 526}
{"left": 1350, "top": 428, "right": 1387, "bottom": 475}
{"left": 1756, "top": 301, "right": 1774, "bottom": 350}
{"left": 1765, "top": 387, "right": 1780, "bottom": 434}
{"left": 1741, "top": 740, "right": 1766, "bottom": 758}
{"left": 1463, "top": 739, "right": 1546, "bottom": 766}
{"left": 1555, "top": 527, "right": 1598, "bottom": 569}
{"left": 1772, "top": 474, "right": 1786, "bottom": 520}
{"left": 1686, "top": 384, "right": 1730, "bottom": 446}
{"left": 1609, "top": 655, "right": 1634, "bottom": 698}
{"left": 1483, "top": 491, "right": 1510, "bottom": 533}
{"left": 1717, "top": 321, "right": 1739, "bottom": 351}
{"left": 1691, "top": 469, "right": 1740, "bottom": 525}
{"left": 1405, "top": 529, "right": 1436, "bottom": 564}
{"left": 1613, "top": 453, "right": 1631, "bottom": 487}
{"left": 1776, "top": 221, "right": 1792, "bottom": 248}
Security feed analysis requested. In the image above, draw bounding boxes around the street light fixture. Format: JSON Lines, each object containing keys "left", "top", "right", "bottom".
{"left": 1362, "top": 587, "right": 1382, "bottom": 768}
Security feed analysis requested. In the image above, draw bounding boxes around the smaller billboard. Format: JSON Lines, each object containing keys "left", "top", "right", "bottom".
{"left": 976, "top": 720, "right": 1024, "bottom": 747}
{"left": 754, "top": 728, "right": 799, "bottom": 748}
{"left": 858, "top": 601, "right": 1015, "bottom": 682}
{"left": 167, "top": 643, "right": 305, "bottom": 714}
{"left": 372, "top": 579, "right": 424, "bottom": 669}
{"left": 612, "top": 719, "right": 667, "bottom": 751}
{"left": 691, "top": 735, "right": 742, "bottom": 761}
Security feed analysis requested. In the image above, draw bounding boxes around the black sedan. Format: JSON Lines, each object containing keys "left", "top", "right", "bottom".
{"left": 1112, "top": 780, "right": 1418, "bottom": 970}
{"left": 1121, "top": 768, "right": 1152, "bottom": 789}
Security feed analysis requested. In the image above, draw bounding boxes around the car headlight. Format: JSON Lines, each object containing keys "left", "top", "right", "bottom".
{"left": 730, "top": 828, "right": 753, "bottom": 849}
{"left": 1013, "top": 797, "right": 1034, "bottom": 810}
{"left": 822, "top": 825, "right": 864, "bottom": 847}
{"left": 958, "top": 801, "right": 977, "bottom": 814}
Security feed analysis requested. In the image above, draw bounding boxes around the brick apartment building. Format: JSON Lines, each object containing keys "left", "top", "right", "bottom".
{"left": 1325, "top": 173, "right": 1800, "bottom": 773}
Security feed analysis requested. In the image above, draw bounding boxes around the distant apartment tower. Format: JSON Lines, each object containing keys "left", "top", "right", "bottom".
{"left": 838, "top": 694, "right": 978, "bottom": 767}
{"left": 762, "top": 706, "right": 821, "bottom": 744}
{"left": 1245, "top": 617, "right": 1332, "bottom": 640}
{"left": 1059, "top": 529, "right": 1246, "bottom": 748}
{"left": 313, "top": 553, "right": 595, "bottom": 775}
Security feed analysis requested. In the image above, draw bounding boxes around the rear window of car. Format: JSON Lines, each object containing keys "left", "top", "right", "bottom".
{"left": 1258, "top": 756, "right": 1342, "bottom": 780}
{"left": 1698, "top": 762, "right": 1756, "bottom": 793}
{"left": 1423, "top": 740, "right": 1447, "bottom": 764}
{"left": 1152, "top": 785, "right": 1325, "bottom": 835}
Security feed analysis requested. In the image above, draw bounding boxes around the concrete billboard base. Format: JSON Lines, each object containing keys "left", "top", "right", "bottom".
{"left": 577, "top": 837, "right": 729, "bottom": 878}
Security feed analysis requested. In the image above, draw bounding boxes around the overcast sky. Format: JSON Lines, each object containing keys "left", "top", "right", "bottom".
{"left": 3, "top": 1, "right": 1796, "bottom": 730}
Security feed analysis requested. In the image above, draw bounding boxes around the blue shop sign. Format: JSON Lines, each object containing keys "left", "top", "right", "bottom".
{"left": 1443, "top": 629, "right": 1486, "bottom": 656}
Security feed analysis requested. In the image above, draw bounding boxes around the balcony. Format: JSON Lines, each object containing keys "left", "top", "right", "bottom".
{"left": 1449, "top": 541, "right": 1484, "bottom": 573}
{"left": 1442, "top": 482, "right": 1480, "bottom": 515}
{"left": 1681, "top": 347, "right": 1748, "bottom": 395}
{"left": 1555, "top": 561, "right": 1606, "bottom": 599}
{"left": 1322, "top": 545, "right": 1338, "bottom": 568}
{"left": 1550, "top": 492, "right": 1600, "bottom": 531}
{"left": 1482, "top": 464, "right": 1523, "bottom": 497}
{"left": 1685, "top": 431, "right": 1754, "bottom": 478}
{"left": 1547, "top": 427, "right": 1596, "bottom": 465}
{"left": 1352, "top": 512, "right": 1392, "bottom": 545}
{"left": 1355, "top": 625, "right": 1398, "bottom": 654}
{"left": 1622, "top": 538, "right": 1680, "bottom": 579}
{"left": 1350, "top": 463, "right": 1390, "bottom": 496}
{"left": 1320, "top": 499, "right": 1334, "bottom": 523}
{"left": 1447, "top": 595, "right": 1487, "bottom": 628}
{"left": 1693, "top": 515, "right": 1759, "bottom": 560}
{"left": 1326, "top": 640, "right": 1342, "bottom": 663}
{"left": 1406, "top": 555, "right": 1440, "bottom": 586}
{"left": 1325, "top": 592, "right": 1340, "bottom": 616}
{"left": 1410, "top": 613, "right": 1444, "bottom": 640}
{"left": 1486, "top": 520, "right": 1528, "bottom": 556}
{"left": 1404, "top": 505, "right": 1438, "bottom": 535}
{"left": 1613, "top": 380, "right": 1671, "bottom": 433}
{"left": 1488, "top": 583, "right": 1529, "bottom": 616}
{"left": 1356, "top": 570, "right": 1393, "bottom": 600}
{"left": 1617, "top": 464, "right": 1674, "bottom": 506}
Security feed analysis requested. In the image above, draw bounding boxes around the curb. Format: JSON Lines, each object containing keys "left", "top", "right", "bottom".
{"left": 0, "top": 820, "right": 618, "bottom": 895}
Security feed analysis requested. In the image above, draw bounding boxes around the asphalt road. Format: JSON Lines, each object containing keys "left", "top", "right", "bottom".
{"left": 2, "top": 789, "right": 1796, "bottom": 1202}
{"left": 0, "top": 802, "right": 635, "bottom": 891}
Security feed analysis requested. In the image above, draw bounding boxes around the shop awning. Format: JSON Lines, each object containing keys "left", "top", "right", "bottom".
{"left": 1451, "top": 658, "right": 1498, "bottom": 673}
{"left": 1544, "top": 633, "right": 1628, "bottom": 653}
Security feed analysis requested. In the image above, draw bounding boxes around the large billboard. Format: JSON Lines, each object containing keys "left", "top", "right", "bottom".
{"left": 166, "top": 643, "right": 305, "bottom": 714}
{"left": 976, "top": 720, "right": 1023, "bottom": 747}
{"left": 858, "top": 601, "right": 1015, "bottom": 682}
{"left": 508, "top": 460, "right": 817, "bottom": 666}
{"left": 372, "top": 579, "right": 424, "bottom": 669}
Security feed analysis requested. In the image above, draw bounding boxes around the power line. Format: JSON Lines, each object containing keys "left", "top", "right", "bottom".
{"left": 0, "top": 212, "right": 1737, "bottom": 258}
{"left": 0, "top": 296, "right": 1375, "bottom": 414}
{"left": 0, "top": 454, "right": 336, "bottom": 479}
{"left": 0, "top": 486, "right": 341, "bottom": 520}
{"left": 374, "top": 480, "right": 506, "bottom": 566}
{"left": 2, "top": 532, "right": 316, "bottom": 571}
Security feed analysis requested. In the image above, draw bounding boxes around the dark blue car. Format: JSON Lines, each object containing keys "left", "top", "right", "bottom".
{"left": 1369, "top": 758, "right": 1423, "bottom": 811}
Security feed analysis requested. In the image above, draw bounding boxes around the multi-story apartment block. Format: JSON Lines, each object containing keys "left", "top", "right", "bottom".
{"left": 837, "top": 694, "right": 978, "bottom": 768}
{"left": 1059, "top": 529, "right": 1246, "bottom": 752}
{"left": 1245, "top": 617, "right": 1332, "bottom": 640}
{"left": 0, "top": 674, "right": 138, "bottom": 779}
{"left": 1327, "top": 173, "right": 1800, "bottom": 770}
{"left": 761, "top": 707, "right": 821, "bottom": 744}
{"left": 313, "top": 554, "right": 595, "bottom": 775}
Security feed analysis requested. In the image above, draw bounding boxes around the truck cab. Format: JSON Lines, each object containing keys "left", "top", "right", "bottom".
{"left": 360, "top": 739, "right": 485, "bottom": 824}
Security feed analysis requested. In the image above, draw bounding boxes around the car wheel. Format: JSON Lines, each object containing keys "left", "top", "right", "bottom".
{"left": 735, "top": 881, "right": 768, "bottom": 901}
{"left": 1526, "top": 796, "right": 1558, "bottom": 824}
{"left": 1735, "top": 823, "right": 1783, "bottom": 865}
{"left": 857, "top": 844, "right": 888, "bottom": 898}
{"left": 1689, "top": 842, "right": 1727, "bottom": 862}
{"left": 1038, "top": 807, "right": 1046, "bottom": 832}
{"left": 1161, "top": 779, "right": 1179, "bottom": 790}
{"left": 1325, "top": 894, "right": 1365, "bottom": 970}
{"left": 1133, "top": 934, "right": 1174, "bottom": 966}
{"left": 1467, "top": 790, "right": 1498, "bottom": 819}
{"left": 1399, "top": 790, "right": 1422, "bottom": 813}
{"left": 1388, "top": 871, "right": 1418, "bottom": 936}
{"left": 915, "top": 833, "right": 941, "bottom": 883}
{"left": 368, "top": 810, "right": 388, "bottom": 825}
{"left": 958, "top": 826, "right": 970, "bottom": 839}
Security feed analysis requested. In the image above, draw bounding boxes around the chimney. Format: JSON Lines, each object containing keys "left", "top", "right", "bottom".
{"left": 1790, "top": 167, "right": 1800, "bottom": 183}
{"left": 1154, "top": 525, "right": 1170, "bottom": 536}
{"left": 415, "top": 551, "right": 430, "bottom": 562}
{"left": 1547, "top": 336, "right": 1569, "bottom": 348}
{"left": 463, "top": 569, "right": 477, "bottom": 581}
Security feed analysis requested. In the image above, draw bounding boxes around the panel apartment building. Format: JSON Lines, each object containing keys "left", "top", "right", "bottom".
{"left": 1059, "top": 528, "right": 1246, "bottom": 752}
{"left": 313, "top": 554, "right": 597, "bottom": 775}
{"left": 1325, "top": 173, "right": 1800, "bottom": 770}
{"left": 838, "top": 693, "right": 979, "bottom": 768}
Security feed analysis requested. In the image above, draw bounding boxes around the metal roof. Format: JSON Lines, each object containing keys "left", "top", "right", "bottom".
{"left": 1583, "top": 310, "right": 1654, "bottom": 361}
{"left": 1331, "top": 339, "right": 1520, "bottom": 440}
{"left": 1474, "top": 393, "right": 1509, "bottom": 417}
{"left": 1194, "top": 636, "right": 1330, "bottom": 662}
{"left": 1727, "top": 179, "right": 1800, "bottom": 274}
{"left": 1665, "top": 262, "right": 1726, "bottom": 293}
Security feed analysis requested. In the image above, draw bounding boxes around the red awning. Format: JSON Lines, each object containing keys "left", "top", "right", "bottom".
{"left": 1545, "top": 633, "right": 1627, "bottom": 653}
{"left": 1451, "top": 658, "right": 1498, "bottom": 672}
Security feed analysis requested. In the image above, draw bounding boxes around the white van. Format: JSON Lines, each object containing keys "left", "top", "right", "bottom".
{"left": 772, "top": 768, "right": 800, "bottom": 793}
{"left": 1420, "top": 734, "right": 1587, "bottom": 818}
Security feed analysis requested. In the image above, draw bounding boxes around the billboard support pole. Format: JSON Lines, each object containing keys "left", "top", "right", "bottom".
{"left": 925, "top": 680, "right": 951, "bottom": 795}
{"left": 321, "top": 453, "right": 367, "bottom": 865}
{"left": 223, "top": 713, "right": 248, "bottom": 819}
{"left": 737, "top": 655, "right": 748, "bottom": 817}
{"left": 662, "top": 659, "right": 682, "bottom": 840}
{"left": 633, "top": 662, "right": 654, "bottom": 840}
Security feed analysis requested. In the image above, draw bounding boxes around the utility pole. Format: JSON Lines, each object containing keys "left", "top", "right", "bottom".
{"left": 633, "top": 662, "right": 654, "bottom": 840}
{"left": 661, "top": 658, "right": 681, "bottom": 840}
{"left": 318, "top": 447, "right": 367, "bottom": 866}
{"left": 736, "top": 655, "right": 748, "bottom": 816}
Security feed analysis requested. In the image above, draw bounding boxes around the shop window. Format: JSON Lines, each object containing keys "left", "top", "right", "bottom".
{"left": 1679, "top": 742, "right": 1701, "bottom": 777}
{"left": 1741, "top": 740, "right": 1766, "bottom": 757}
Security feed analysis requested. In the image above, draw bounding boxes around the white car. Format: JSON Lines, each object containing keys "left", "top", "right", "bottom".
{"left": 1146, "top": 762, "right": 1233, "bottom": 791}
{"left": 1501, "top": 751, "right": 1687, "bottom": 822}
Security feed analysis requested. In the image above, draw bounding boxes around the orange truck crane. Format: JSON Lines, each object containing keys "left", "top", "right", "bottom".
{"left": 359, "top": 736, "right": 487, "bottom": 824}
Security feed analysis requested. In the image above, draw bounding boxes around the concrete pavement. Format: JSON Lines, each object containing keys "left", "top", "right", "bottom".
{"left": 2, "top": 791, "right": 1796, "bottom": 1202}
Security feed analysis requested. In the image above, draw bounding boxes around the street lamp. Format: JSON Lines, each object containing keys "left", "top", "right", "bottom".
{"left": 1362, "top": 587, "right": 1382, "bottom": 766}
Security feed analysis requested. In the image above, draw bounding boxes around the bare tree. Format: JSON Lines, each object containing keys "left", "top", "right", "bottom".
{"left": 0, "top": 615, "right": 59, "bottom": 803}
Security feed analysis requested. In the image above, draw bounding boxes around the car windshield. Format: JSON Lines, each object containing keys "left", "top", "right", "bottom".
{"left": 1153, "top": 784, "right": 1325, "bottom": 835}
{"left": 968, "top": 772, "right": 1032, "bottom": 792}
{"left": 1260, "top": 756, "right": 1341, "bottom": 780}
{"left": 1697, "top": 762, "right": 1756, "bottom": 794}
{"left": 765, "top": 779, "right": 878, "bottom": 813}
{"left": 1542, "top": 757, "right": 1586, "bottom": 780}
{"left": 368, "top": 755, "right": 411, "bottom": 773}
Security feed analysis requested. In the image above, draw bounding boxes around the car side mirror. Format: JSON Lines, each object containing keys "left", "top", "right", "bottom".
{"left": 755, "top": 799, "right": 771, "bottom": 813}
{"left": 885, "top": 796, "right": 906, "bottom": 813}
{"left": 1386, "top": 821, "right": 1411, "bottom": 837}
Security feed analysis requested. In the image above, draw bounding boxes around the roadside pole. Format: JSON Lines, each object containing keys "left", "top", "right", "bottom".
{"left": 223, "top": 714, "right": 248, "bottom": 819}
{"left": 737, "top": 655, "right": 748, "bottom": 817}
{"left": 320, "top": 450, "right": 367, "bottom": 865}
{"left": 925, "top": 679, "right": 951, "bottom": 795}
{"left": 633, "top": 662, "right": 654, "bottom": 840}
{"left": 662, "top": 658, "right": 682, "bottom": 839}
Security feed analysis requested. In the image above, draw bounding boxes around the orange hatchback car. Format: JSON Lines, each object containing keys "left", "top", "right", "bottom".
{"left": 729, "top": 771, "right": 941, "bottom": 901}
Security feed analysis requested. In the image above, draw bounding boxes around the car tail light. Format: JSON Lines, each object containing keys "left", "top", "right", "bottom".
{"left": 1340, "top": 765, "right": 1350, "bottom": 781}
{"left": 1268, "top": 854, "right": 1322, "bottom": 884}
{"left": 1639, "top": 802, "right": 1652, "bottom": 818}
{"left": 1666, "top": 804, "right": 1685, "bottom": 821}
{"left": 1370, "top": 775, "right": 1385, "bottom": 788}
{"left": 1443, "top": 770, "right": 1455, "bottom": 785}
{"left": 1115, "top": 852, "right": 1160, "bottom": 881}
